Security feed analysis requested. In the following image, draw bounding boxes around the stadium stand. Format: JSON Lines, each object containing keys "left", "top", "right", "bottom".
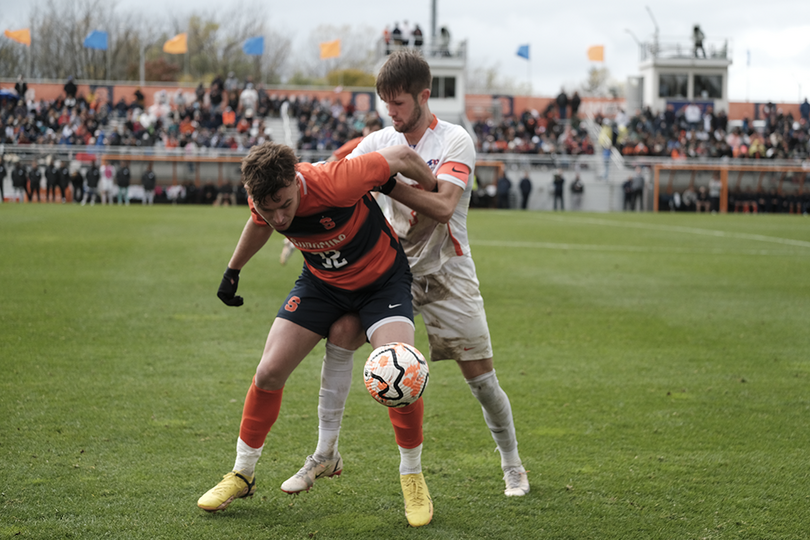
{"left": 1, "top": 79, "right": 808, "bottom": 213}
{"left": 2, "top": 80, "right": 807, "bottom": 162}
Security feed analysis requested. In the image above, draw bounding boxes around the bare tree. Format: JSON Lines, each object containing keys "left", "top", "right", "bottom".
{"left": 27, "top": 0, "right": 117, "bottom": 79}
{"left": 296, "top": 24, "right": 377, "bottom": 81}
{"left": 261, "top": 27, "right": 292, "bottom": 84}
{"left": 179, "top": 6, "right": 291, "bottom": 84}
{"left": 466, "top": 62, "right": 531, "bottom": 95}
{"left": 0, "top": 40, "right": 27, "bottom": 79}
{"left": 9, "top": 0, "right": 291, "bottom": 84}
{"left": 579, "top": 66, "right": 624, "bottom": 98}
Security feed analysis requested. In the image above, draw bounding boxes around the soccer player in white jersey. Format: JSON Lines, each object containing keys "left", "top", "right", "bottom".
{"left": 281, "top": 49, "right": 529, "bottom": 498}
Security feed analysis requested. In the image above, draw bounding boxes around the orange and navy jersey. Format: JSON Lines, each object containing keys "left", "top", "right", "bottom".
{"left": 248, "top": 152, "right": 406, "bottom": 291}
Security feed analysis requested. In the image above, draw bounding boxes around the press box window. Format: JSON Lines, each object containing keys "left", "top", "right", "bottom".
{"left": 658, "top": 74, "right": 688, "bottom": 98}
{"left": 694, "top": 75, "right": 723, "bottom": 98}
{"left": 431, "top": 76, "right": 456, "bottom": 98}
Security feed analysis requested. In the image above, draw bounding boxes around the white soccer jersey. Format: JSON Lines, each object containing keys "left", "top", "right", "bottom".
{"left": 348, "top": 115, "right": 476, "bottom": 276}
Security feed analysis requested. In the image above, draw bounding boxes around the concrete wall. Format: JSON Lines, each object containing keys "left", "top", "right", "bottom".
{"left": 493, "top": 165, "right": 648, "bottom": 213}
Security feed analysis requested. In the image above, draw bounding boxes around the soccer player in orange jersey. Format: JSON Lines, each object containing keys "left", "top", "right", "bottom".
{"left": 197, "top": 141, "right": 438, "bottom": 527}
{"left": 279, "top": 116, "right": 383, "bottom": 266}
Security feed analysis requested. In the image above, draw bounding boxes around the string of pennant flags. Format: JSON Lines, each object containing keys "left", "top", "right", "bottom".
{"left": 10, "top": 25, "right": 598, "bottom": 65}
{"left": 2, "top": 28, "right": 270, "bottom": 57}
{"left": 4, "top": 27, "right": 341, "bottom": 60}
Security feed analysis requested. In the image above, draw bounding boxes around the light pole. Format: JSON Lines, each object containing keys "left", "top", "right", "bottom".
{"left": 625, "top": 29, "right": 641, "bottom": 61}
{"left": 139, "top": 41, "right": 145, "bottom": 87}
{"left": 645, "top": 5, "right": 660, "bottom": 57}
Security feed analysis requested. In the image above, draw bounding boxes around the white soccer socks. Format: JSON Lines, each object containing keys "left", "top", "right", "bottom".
{"left": 465, "top": 370, "right": 522, "bottom": 469}
{"left": 398, "top": 443, "right": 423, "bottom": 475}
{"left": 313, "top": 341, "right": 354, "bottom": 461}
{"left": 233, "top": 437, "right": 264, "bottom": 477}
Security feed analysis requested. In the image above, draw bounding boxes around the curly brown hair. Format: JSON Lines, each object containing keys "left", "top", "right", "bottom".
{"left": 241, "top": 142, "right": 298, "bottom": 203}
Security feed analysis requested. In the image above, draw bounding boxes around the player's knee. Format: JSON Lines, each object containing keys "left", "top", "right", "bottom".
{"left": 458, "top": 357, "right": 494, "bottom": 380}
{"left": 254, "top": 364, "right": 287, "bottom": 391}
{"left": 328, "top": 314, "right": 366, "bottom": 350}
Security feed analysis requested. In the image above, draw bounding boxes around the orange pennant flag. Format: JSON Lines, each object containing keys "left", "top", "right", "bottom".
{"left": 163, "top": 33, "right": 188, "bottom": 54}
{"left": 319, "top": 39, "right": 341, "bottom": 60}
{"left": 587, "top": 45, "right": 604, "bottom": 62}
{"left": 4, "top": 28, "right": 31, "bottom": 47}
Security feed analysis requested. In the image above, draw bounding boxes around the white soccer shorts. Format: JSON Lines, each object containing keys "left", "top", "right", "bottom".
{"left": 411, "top": 255, "right": 493, "bottom": 362}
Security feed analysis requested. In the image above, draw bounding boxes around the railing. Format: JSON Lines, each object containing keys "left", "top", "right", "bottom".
{"left": 0, "top": 144, "right": 253, "bottom": 163}
{"left": 374, "top": 38, "right": 467, "bottom": 62}
{"left": 4, "top": 143, "right": 808, "bottom": 174}
{"left": 638, "top": 38, "right": 732, "bottom": 62}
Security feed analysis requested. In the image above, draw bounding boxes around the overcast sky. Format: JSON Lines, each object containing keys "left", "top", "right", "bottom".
{"left": 5, "top": 0, "right": 810, "bottom": 103}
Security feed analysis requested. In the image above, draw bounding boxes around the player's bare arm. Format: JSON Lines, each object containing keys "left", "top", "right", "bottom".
{"left": 217, "top": 218, "right": 273, "bottom": 307}
{"left": 375, "top": 145, "right": 438, "bottom": 190}
{"left": 227, "top": 217, "right": 274, "bottom": 270}
{"left": 388, "top": 178, "right": 463, "bottom": 224}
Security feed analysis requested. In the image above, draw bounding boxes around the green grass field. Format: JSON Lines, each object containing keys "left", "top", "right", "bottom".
{"left": 2, "top": 204, "right": 809, "bottom": 539}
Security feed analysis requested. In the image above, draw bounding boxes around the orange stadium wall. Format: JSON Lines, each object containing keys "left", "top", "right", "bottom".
{"left": 727, "top": 102, "right": 801, "bottom": 121}
{"left": 465, "top": 94, "right": 627, "bottom": 121}
{"left": 0, "top": 82, "right": 376, "bottom": 115}
{"left": 2, "top": 81, "right": 802, "bottom": 122}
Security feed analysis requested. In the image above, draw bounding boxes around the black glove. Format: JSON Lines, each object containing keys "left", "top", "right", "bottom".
{"left": 217, "top": 267, "right": 244, "bottom": 307}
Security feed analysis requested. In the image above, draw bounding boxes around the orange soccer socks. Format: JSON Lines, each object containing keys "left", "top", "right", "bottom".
{"left": 233, "top": 379, "right": 283, "bottom": 476}
{"left": 389, "top": 397, "right": 424, "bottom": 474}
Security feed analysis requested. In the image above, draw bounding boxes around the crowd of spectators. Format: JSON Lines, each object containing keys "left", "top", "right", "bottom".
{"left": 293, "top": 97, "right": 381, "bottom": 153}
{"left": 470, "top": 90, "right": 592, "bottom": 156}
{"left": 3, "top": 75, "right": 810, "bottom": 165}
{"left": 383, "top": 20, "right": 425, "bottom": 50}
{"left": 1, "top": 74, "right": 388, "bottom": 157}
{"left": 472, "top": 106, "right": 593, "bottom": 156}
{"left": 0, "top": 73, "right": 296, "bottom": 151}
{"left": 599, "top": 101, "right": 810, "bottom": 160}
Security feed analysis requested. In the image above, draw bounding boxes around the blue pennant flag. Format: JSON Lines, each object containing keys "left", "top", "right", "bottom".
{"left": 83, "top": 30, "right": 108, "bottom": 51}
{"left": 243, "top": 36, "right": 265, "bottom": 56}
{"left": 516, "top": 44, "right": 529, "bottom": 60}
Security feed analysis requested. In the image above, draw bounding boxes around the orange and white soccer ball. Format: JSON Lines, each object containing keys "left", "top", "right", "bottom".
{"left": 364, "top": 343, "right": 429, "bottom": 408}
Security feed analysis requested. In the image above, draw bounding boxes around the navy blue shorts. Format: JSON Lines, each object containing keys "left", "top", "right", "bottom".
{"left": 276, "top": 261, "right": 414, "bottom": 338}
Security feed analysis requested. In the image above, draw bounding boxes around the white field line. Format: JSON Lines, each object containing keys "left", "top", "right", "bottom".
{"left": 471, "top": 239, "right": 806, "bottom": 256}
{"left": 471, "top": 215, "right": 810, "bottom": 255}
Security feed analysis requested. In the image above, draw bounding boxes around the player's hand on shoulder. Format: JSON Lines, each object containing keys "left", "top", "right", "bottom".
{"left": 217, "top": 267, "right": 244, "bottom": 307}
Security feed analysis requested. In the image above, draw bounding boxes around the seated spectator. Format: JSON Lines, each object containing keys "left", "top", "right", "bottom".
{"left": 221, "top": 107, "right": 236, "bottom": 128}
{"left": 214, "top": 181, "right": 237, "bottom": 206}
{"left": 695, "top": 186, "right": 711, "bottom": 212}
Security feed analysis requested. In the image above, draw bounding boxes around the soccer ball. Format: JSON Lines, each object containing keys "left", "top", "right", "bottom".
{"left": 364, "top": 343, "right": 429, "bottom": 408}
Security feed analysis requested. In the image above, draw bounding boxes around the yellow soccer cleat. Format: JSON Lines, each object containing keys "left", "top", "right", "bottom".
{"left": 197, "top": 471, "right": 256, "bottom": 512}
{"left": 400, "top": 472, "right": 433, "bottom": 527}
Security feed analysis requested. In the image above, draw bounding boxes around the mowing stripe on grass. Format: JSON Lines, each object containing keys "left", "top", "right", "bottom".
{"left": 471, "top": 239, "right": 810, "bottom": 257}
{"left": 538, "top": 214, "right": 810, "bottom": 249}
